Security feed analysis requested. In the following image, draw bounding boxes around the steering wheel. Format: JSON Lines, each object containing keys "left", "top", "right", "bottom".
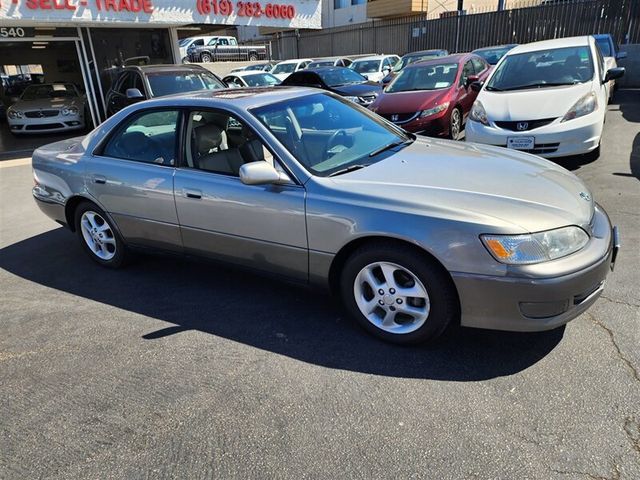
{"left": 326, "top": 129, "right": 349, "bottom": 153}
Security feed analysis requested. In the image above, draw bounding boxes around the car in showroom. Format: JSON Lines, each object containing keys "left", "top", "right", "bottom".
{"left": 381, "top": 49, "right": 449, "bottom": 86}
{"left": 270, "top": 59, "right": 314, "bottom": 81}
{"left": 281, "top": 67, "right": 381, "bottom": 107}
{"left": 104, "top": 64, "right": 226, "bottom": 116}
{"left": 349, "top": 55, "right": 401, "bottom": 82}
{"left": 6, "top": 82, "right": 86, "bottom": 135}
{"left": 31, "top": 87, "right": 618, "bottom": 344}
{"left": 471, "top": 44, "right": 518, "bottom": 65}
{"left": 369, "top": 54, "right": 491, "bottom": 139}
{"left": 222, "top": 71, "right": 281, "bottom": 88}
{"left": 465, "top": 36, "right": 624, "bottom": 158}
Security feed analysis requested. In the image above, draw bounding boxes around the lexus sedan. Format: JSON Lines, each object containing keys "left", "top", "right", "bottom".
{"left": 32, "top": 88, "right": 618, "bottom": 344}
{"left": 369, "top": 54, "right": 491, "bottom": 139}
{"left": 281, "top": 67, "right": 381, "bottom": 106}
{"left": 466, "top": 36, "right": 624, "bottom": 158}
{"left": 7, "top": 83, "right": 86, "bottom": 135}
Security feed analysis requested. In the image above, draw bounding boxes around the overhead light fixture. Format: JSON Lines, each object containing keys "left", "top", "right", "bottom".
{"left": 32, "top": 46, "right": 47, "bottom": 49}
{"left": 33, "top": 41, "right": 49, "bottom": 45}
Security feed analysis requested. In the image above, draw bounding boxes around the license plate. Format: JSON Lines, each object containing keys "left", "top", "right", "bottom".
{"left": 507, "top": 136, "right": 534, "bottom": 150}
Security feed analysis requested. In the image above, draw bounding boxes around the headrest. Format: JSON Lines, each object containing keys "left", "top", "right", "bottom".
{"left": 194, "top": 123, "right": 223, "bottom": 155}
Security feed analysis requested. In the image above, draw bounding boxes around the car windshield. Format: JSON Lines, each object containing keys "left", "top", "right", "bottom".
{"left": 245, "top": 64, "right": 270, "bottom": 71}
{"left": 21, "top": 84, "right": 78, "bottom": 100}
{"left": 319, "top": 68, "right": 367, "bottom": 86}
{"left": 386, "top": 63, "right": 458, "bottom": 93}
{"left": 309, "top": 61, "right": 335, "bottom": 68}
{"left": 242, "top": 73, "right": 280, "bottom": 86}
{"left": 486, "top": 46, "right": 594, "bottom": 91}
{"left": 252, "top": 93, "right": 412, "bottom": 177}
{"left": 392, "top": 54, "right": 440, "bottom": 72}
{"left": 595, "top": 37, "right": 612, "bottom": 57}
{"left": 146, "top": 71, "right": 225, "bottom": 97}
{"left": 351, "top": 60, "right": 381, "bottom": 74}
{"left": 473, "top": 46, "right": 513, "bottom": 65}
{"left": 178, "top": 38, "right": 192, "bottom": 47}
{"left": 272, "top": 63, "right": 297, "bottom": 74}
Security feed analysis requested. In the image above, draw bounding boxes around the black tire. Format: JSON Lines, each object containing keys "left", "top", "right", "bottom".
{"left": 74, "top": 201, "right": 128, "bottom": 268}
{"left": 248, "top": 53, "right": 259, "bottom": 61}
{"left": 449, "top": 107, "right": 462, "bottom": 140}
{"left": 339, "top": 242, "right": 459, "bottom": 345}
{"left": 200, "top": 52, "right": 212, "bottom": 63}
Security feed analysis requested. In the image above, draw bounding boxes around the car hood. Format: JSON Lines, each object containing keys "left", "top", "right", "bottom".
{"left": 372, "top": 88, "right": 451, "bottom": 114}
{"left": 321, "top": 137, "right": 594, "bottom": 233}
{"left": 480, "top": 82, "right": 592, "bottom": 120}
{"left": 331, "top": 82, "right": 381, "bottom": 96}
{"left": 13, "top": 96, "right": 84, "bottom": 110}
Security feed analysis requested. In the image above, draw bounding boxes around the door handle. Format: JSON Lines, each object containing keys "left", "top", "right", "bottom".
{"left": 93, "top": 175, "right": 106, "bottom": 184}
{"left": 184, "top": 188, "right": 202, "bottom": 199}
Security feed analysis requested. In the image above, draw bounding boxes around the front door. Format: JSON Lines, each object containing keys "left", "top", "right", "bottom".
{"left": 173, "top": 109, "right": 308, "bottom": 280}
{"left": 86, "top": 108, "right": 182, "bottom": 251}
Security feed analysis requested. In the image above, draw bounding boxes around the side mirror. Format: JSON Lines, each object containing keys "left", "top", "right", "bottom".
{"left": 616, "top": 51, "right": 628, "bottom": 60}
{"left": 126, "top": 88, "right": 144, "bottom": 100}
{"left": 466, "top": 74, "right": 480, "bottom": 88}
{"left": 604, "top": 67, "right": 625, "bottom": 83}
{"left": 239, "top": 161, "right": 291, "bottom": 186}
{"left": 470, "top": 81, "right": 483, "bottom": 92}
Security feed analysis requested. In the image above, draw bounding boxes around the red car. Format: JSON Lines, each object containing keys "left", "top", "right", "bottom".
{"left": 368, "top": 53, "right": 491, "bottom": 139}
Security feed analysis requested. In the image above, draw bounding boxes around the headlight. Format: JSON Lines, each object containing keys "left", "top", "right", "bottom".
{"left": 481, "top": 226, "right": 589, "bottom": 264}
{"left": 419, "top": 102, "right": 449, "bottom": 118}
{"left": 8, "top": 109, "right": 22, "bottom": 119}
{"left": 62, "top": 107, "right": 79, "bottom": 116}
{"left": 469, "top": 100, "right": 489, "bottom": 125}
{"left": 562, "top": 92, "right": 597, "bottom": 122}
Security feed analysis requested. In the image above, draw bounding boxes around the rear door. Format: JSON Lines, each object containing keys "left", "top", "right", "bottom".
{"left": 87, "top": 108, "right": 182, "bottom": 252}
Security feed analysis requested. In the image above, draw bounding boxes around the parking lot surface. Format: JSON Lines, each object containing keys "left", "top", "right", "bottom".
{"left": 1, "top": 90, "right": 639, "bottom": 479}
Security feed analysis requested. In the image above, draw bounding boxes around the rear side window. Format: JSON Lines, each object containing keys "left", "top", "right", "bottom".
{"left": 102, "top": 110, "right": 180, "bottom": 166}
{"left": 472, "top": 57, "right": 486, "bottom": 74}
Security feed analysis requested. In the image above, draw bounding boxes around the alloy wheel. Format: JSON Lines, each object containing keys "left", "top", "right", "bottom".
{"left": 80, "top": 211, "right": 117, "bottom": 261}
{"left": 353, "top": 261, "right": 431, "bottom": 334}
{"left": 450, "top": 108, "right": 461, "bottom": 140}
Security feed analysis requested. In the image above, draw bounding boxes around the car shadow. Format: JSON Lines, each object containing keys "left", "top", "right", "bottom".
{"left": 0, "top": 228, "right": 565, "bottom": 382}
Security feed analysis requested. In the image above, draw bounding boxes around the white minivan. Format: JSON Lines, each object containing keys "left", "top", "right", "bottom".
{"left": 465, "top": 36, "right": 624, "bottom": 158}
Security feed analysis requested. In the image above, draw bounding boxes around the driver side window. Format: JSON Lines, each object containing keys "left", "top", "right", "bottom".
{"left": 103, "top": 109, "right": 179, "bottom": 166}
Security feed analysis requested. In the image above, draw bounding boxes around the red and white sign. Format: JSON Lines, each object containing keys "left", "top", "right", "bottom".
{"left": 0, "top": 0, "right": 321, "bottom": 28}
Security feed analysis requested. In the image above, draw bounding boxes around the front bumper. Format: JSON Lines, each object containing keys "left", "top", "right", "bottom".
{"left": 452, "top": 204, "right": 617, "bottom": 332}
{"left": 9, "top": 115, "right": 84, "bottom": 134}
{"left": 465, "top": 112, "right": 603, "bottom": 158}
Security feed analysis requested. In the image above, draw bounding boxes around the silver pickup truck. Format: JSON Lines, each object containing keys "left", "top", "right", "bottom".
{"left": 187, "top": 36, "right": 268, "bottom": 63}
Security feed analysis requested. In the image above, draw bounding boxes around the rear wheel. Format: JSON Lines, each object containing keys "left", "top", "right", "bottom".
{"left": 248, "top": 53, "right": 259, "bottom": 61}
{"left": 449, "top": 107, "right": 462, "bottom": 140}
{"left": 200, "top": 52, "right": 212, "bottom": 63}
{"left": 74, "top": 201, "right": 127, "bottom": 268}
{"left": 340, "top": 243, "right": 459, "bottom": 344}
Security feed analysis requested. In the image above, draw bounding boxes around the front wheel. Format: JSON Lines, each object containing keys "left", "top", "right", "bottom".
{"left": 340, "top": 243, "right": 459, "bottom": 344}
{"left": 74, "top": 201, "right": 128, "bottom": 268}
{"left": 449, "top": 107, "right": 462, "bottom": 140}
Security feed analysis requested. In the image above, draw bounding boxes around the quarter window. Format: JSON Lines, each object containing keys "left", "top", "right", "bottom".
{"left": 103, "top": 109, "right": 180, "bottom": 166}
{"left": 461, "top": 60, "right": 474, "bottom": 85}
{"left": 471, "top": 57, "right": 486, "bottom": 74}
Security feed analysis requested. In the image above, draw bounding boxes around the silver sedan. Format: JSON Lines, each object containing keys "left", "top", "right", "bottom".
{"left": 31, "top": 88, "right": 619, "bottom": 344}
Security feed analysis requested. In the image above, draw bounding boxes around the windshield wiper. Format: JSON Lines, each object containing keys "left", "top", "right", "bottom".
{"left": 484, "top": 85, "right": 503, "bottom": 91}
{"left": 501, "top": 81, "right": 578, "bottom": 91}
{"left": 368, "top": 138, "right": 412, "bottom": 157}
{"left": 328, "top": 164, "right": 368, "bottom": 177}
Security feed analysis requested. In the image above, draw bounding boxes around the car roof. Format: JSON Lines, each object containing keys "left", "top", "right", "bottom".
{"left": 404, "top": 49, "right": 447, "bottom": 57}
{"left": 591, "top": 34, "right": 612, "bottom": 40}
{"left": 137, "top": 86, "right": 319, "bottom": 110}
{"left": 472, "top": 44, "right": 518, "bottom": 52}
{"left": 124, "top": 64, "right": 210, "bottom": 74}
{"left": 404, "top": 53, "right": 469, "bottom": 69}
{"left": 352, "top": 55, "right": 395, "bottom": 61}
{"left": 276, "top": 58, "right": 313, "bottom": 64}
{"left": 229, "top": 71, "right": 275, "bottom": 78}
{"left": 507, "top": 36, "right": 591, "bottom": 55}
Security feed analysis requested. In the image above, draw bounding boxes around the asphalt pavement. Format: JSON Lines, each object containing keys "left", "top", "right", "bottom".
{"left": 1, "top": 90, "right": 639, "bottom": 479}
